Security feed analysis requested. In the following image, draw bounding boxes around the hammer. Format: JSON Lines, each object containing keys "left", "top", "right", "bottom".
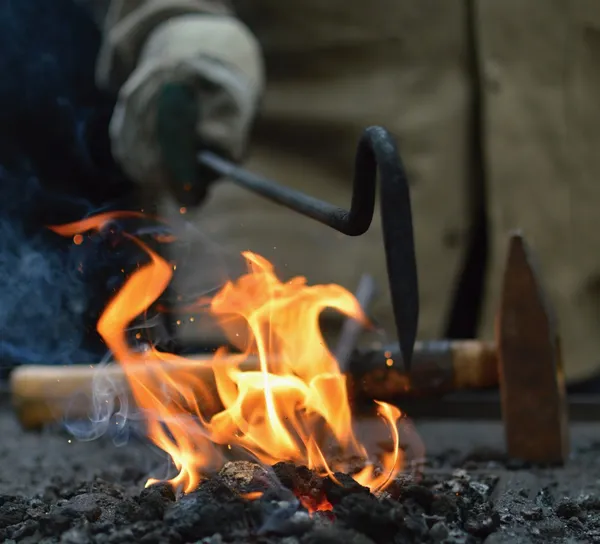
{"left": 495, "top": 231, "right": 568, "bottom": 464}
{"left": 354, "top": 231, "right": 569, "bottom": 464}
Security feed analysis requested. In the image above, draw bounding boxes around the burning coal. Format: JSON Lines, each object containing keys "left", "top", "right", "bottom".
{"left": 51, "top": 213, "right": 407, "bottom": 498}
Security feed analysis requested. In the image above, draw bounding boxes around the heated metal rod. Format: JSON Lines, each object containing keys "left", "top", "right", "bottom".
{"left": 197, "top": 153, "right": 371, "bottom": 236}
{"left": 197, "top": 126, "right": 419, "bottom": 369}
{"left": 334, "top": 274, "right": 376, "bottom": 372}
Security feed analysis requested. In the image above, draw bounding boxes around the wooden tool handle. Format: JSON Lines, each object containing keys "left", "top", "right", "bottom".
{"left": 10, "top": 357, "right": 253, "bottom": 430}
{"left": 10, "top": 341, "right": 500, "bottom": 429}
{"left": 11, "top": 364, "right": 125, "bottom": 430}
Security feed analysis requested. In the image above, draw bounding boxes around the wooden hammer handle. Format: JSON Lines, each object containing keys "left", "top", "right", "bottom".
{"left": 10, "top": 357, "right": 242, "bottom": 430}
{"left": 11, "top": 341, "right": 499, "bottom": 429}
{"left": 10, "top": 364, "right": 122, "bottom": 431}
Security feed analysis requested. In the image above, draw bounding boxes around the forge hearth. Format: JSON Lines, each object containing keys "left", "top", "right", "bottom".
{"left": 0, "top": 459, "right": 503, "bottom": 544}
{"left": 3, "top": 407, "right": 600, "bottom": 543}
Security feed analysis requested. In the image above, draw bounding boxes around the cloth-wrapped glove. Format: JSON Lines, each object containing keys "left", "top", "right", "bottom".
{"left": 95, "top": 1, "right": 264, "bottom": 207}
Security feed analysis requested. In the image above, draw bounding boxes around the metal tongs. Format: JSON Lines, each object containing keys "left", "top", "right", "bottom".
{"left": 196, "top": 126, "right": 419, "bottom": 371}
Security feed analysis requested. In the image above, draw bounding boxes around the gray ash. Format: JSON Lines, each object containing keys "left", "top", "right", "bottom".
{"left": 0, "top": 459, "right": 591, "bottom": 544}
{"left": 4, "top": 409, "right": 600, "bottom": 544}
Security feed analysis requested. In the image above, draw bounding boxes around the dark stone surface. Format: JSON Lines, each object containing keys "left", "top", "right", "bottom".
{"left": 3, "top": 406, "right": 600, "bottom": 542}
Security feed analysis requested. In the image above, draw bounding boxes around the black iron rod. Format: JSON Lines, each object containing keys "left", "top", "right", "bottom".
{"left": 197, "top": 126, "right": 419, "bottom": 369}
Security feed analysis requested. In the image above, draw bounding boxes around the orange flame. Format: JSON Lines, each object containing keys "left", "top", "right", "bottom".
{"left": 52, "top": 214, "right": 405, "bottom": 496}
{"left": 297, "top": 493, "right": 334, "bottom": 514}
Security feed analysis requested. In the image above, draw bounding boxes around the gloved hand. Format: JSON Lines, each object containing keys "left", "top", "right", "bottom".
{"left": 155, "top": 82, "right": 217, "bottom": 208}
{"left": 98, "top": 11, "right": 264, "bottom": 211}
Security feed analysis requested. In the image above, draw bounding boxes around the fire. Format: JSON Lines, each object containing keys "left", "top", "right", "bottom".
{"left": 297, "top": 493, "right": 334, "bottom": 515}
{"left": 51, "top": 214, "right": 405, "bottom": 496}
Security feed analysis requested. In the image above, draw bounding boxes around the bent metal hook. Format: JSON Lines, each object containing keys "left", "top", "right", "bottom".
{"left": 197, "top": 126, "right": 419, "bottom": 370}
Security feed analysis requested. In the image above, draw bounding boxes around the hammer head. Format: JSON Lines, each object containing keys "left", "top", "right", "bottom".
{"left": 497, "top": 231, "right": 569, "bottom": 464}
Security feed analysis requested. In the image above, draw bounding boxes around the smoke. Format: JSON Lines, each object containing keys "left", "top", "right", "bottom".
{"left": 61, "top": 221, "right": 246, "bottom": 445}
{"left": 0, "top": 212, "right": 98, "bottom": 367}
{"left": 64, "top": 356, "right": 141, "bottom": 446}
{"left": 0, "top": 123, "right": 133, "bottom": 372}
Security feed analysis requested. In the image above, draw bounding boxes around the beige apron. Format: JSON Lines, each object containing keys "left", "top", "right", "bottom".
{"left": 477, "top": 0, "right": 600, "bottom": 381}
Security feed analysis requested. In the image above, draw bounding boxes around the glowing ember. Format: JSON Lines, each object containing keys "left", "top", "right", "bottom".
{"left": 296, "top": 493, "right": 334, "bottom": 514}
{"left": 51, "top": 214, "right": 405, "bottom": 496}
{"left": 240, "top": 491, "right": 264, "bottom": 501}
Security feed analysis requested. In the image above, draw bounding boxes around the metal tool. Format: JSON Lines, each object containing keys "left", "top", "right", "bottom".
{"left": 197, "top": 126, "right": 419, "bottom": 371}
{"left": 350, "top": 231, "right": 569, "bottom": 464}
{"left": 334, "top": 274, "right": 377, "bottom": 372}
{"left": 497, "top": 231, "right": 569, "bottom": 464}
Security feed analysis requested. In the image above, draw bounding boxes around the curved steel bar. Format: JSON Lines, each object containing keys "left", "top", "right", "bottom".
{"left": 197, "top": 126, "right": 419, "bottom": 369}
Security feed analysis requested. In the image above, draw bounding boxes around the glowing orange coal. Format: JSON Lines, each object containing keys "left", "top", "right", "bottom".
{"left": 50, "top": 214, "right": 405, "bottom": 497}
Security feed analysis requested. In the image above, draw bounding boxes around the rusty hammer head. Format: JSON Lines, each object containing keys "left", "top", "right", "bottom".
{"left": 497, "top": 231, "right": 569, "bottom": 464}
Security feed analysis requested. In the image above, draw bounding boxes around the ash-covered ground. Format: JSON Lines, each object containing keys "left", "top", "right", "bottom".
{"left": 2, "top": 398, "right": 600, "bottom": 543}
